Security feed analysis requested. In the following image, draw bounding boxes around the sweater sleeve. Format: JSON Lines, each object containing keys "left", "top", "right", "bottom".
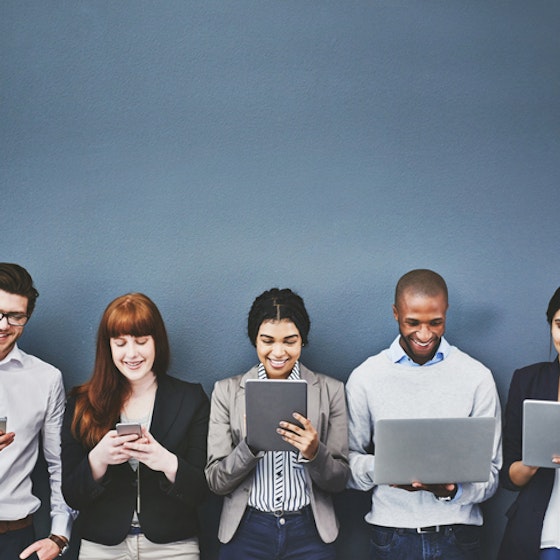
{"left": 453, "top": 369, "right": 503, "bottom": 506}
{"left": 345, "top": 366, "right": 376, "bottom": 491}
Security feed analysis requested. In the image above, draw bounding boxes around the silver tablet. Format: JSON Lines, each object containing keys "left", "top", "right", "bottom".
{"left": 522, "top": 399, "right": 560, "bottom": 468}
{"left": 245, "top": 379, "right": 307, "bottom": 452}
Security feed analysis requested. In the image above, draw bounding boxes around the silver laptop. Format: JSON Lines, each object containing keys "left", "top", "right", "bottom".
{"left": 522, "top": 399, "right": 560, "bottom": 468}
{"left": 245, "top": 379, "right": 307, "bottom": 452}
{"left": 373, "top": 416, "right": 495, "bottom": 485}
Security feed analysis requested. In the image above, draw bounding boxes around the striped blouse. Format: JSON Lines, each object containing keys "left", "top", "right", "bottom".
{"left": 247, "top": 362, "right": 310, "bottom": 513}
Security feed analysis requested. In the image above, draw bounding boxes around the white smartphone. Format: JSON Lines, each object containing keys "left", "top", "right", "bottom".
{"left": 115, "top": 422, "right": 142, "bottom": 437}
{"left": 0, "top": 417, "right": 6, "bottom": 433}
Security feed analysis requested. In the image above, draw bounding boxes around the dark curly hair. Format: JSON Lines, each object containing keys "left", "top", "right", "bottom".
{"left": 248, "top": 288, "right": 310, "bottom": 346}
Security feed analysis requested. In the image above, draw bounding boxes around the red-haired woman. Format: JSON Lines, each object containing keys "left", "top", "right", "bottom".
{"left": 61, "top": 293, "right": 209, "bottom": 560}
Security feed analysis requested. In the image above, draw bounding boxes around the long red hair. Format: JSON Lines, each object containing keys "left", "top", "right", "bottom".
{"left": 71, "top": 293, "right": 170, "bottom": 448}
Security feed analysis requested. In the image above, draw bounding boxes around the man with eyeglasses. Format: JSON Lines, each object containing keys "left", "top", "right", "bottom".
{"left": 0, "top": 263, "right": 74, "bottom": 560}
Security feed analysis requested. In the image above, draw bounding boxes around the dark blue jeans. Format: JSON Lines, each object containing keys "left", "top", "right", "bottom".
{"left": 219, "top": 507, "right": 336, "bottom": 560}
{"left": 0, "top": 525, "right": 39, "bottom": 560}
{"left": 368, "top": 524, "right": 481, "bottom": 560}
{"left": 541, "top": 550, "right": 560, "bottom": 560}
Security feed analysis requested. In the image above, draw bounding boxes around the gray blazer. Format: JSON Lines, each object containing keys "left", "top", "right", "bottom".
{"left": 205, "top": 364, "right": 350, "bottom": 544}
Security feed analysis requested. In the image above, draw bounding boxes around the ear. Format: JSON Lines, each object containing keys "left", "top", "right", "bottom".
{"left": 392, "top": 304, "right": 399, "bottom": 321}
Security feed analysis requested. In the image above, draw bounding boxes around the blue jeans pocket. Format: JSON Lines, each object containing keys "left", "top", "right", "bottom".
{"left": 448, "top": 524, "right": 481, "bottom": 552}
{"left": 369, "top": 525, "right": 399, "bottom": 559}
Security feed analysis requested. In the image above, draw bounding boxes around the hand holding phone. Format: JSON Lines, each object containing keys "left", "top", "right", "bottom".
{"left": 0, "top": 417, "right": 15, "bottom": 452}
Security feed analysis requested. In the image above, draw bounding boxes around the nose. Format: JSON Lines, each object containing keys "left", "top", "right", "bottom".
{"left": 124, "top": 342, "right": 139, "bottom": 357}
{"left": 417, "top": 324, "right": 432, "bottom": 341}
{"left": 0, "top": 315, "right": 9, "bottom": 326}
{"left": 271, "top": 342, "right": 285, "bottom": 357}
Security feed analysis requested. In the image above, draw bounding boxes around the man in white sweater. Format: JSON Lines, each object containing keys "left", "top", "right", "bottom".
{"left": 346, "top": 269, "right": 502, "bottom": 560}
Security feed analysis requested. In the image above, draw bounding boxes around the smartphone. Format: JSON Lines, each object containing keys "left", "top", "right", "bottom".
{"left": 0, "top": 417, "right": 6, "bottom": 433}
{"left": 115, "top": 422, "right": 142, "bottom": 437}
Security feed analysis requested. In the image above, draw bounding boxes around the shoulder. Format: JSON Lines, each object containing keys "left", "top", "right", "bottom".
{"left": 300, "top": 364, "right": 344, "bottom": 390}
{"left": 346, "top": 351, "right": 390, "bottom": 383}
{"left": 18, "top": 348, "right": 62, "bottom": 378}
{"left": 513, "top": 361, "right": 556, "bottom": 378}
{"left": 211, "top": 367, "right": 256, "bottom": 396}
{"left": 445, "top": 346, "right": 493, "bottom": 377}
{"left": 159, "top": 374, "right": 208, "bottom": 401}
{"left": 509, "top": 361, "right": 558, "bottom": 389}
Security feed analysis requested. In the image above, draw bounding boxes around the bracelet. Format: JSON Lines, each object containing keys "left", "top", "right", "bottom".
{"left": 48, "top": 534, "right": 69, "bottom": 556}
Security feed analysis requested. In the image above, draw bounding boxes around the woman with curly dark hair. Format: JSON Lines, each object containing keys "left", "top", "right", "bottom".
{"left": 205, "top": 288, "right": 349, "bottom": 560}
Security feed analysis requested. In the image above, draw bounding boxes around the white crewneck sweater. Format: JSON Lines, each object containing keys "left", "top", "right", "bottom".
{"left": 346, "top": 344, "right": 502, "bottom": 528}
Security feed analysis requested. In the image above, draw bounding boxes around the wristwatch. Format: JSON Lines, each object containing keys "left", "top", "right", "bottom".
{"left": 437, "top": 484, "right": 458, "bottom": 502}
{"left": 48, "top": 534, "right": 69, "bottom": 556}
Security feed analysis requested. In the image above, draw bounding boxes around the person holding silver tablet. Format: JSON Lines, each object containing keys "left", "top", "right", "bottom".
{"left": 61, "top": 293, "right": 210, "bottom": 560}
{"left": 498, "top": 286, "right": 560, "bottom": 560}
{"left": 205, "top": 288, "right": 349, "bottom": 560}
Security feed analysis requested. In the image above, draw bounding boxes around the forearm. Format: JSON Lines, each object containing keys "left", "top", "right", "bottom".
{"left": 306, "top": 441, "right": 349, "bottom": 492}
{"left": 508, "top": 460, "right": 538, "bottom": 487}
{"left": 205, "top": 438, "right": 261, "bottom": 495}
{"left": 161, "top": 451, "right": 179, "bottom": 483}
{"left": 88, "top": 447, "right": 109, "bottom": 482}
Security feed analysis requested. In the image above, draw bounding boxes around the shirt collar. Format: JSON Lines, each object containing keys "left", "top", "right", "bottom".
{"left": 388, "top": 335, "right": 450, "bottom": 367}
{"left": 0, "top": 344, "right": 24, "bottom": 367}
{"left": 257, "top": 361, "right": 301, "bottom": 380}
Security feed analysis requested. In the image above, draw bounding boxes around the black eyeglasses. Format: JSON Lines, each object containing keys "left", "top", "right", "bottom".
{"left": 0, "top": 312, "right": 29, "bottom": 326}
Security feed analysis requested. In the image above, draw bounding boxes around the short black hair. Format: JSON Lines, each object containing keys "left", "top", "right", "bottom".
{"left": 247, "top": 288, "right": 310, "bottom": 346}
{"left": 0, "top": 263, "right": 39, "bottom": 316}
{"left": 395, "top": 269, "right": 448, "bottom": 306}
{"left": 546, "top": 286, "right": 560, "bottom": 325}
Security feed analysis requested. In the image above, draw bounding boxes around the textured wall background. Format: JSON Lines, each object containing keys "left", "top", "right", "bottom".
{"left": 2, "top": 2, "right": 559, "bottom": 558}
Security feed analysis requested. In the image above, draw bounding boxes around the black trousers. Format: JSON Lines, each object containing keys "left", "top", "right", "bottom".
{"left": 0, "top": 525, "right": 39, "bottom": 560}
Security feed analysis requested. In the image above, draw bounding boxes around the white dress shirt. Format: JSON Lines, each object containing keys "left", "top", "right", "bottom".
{"left": 0, "top": 344, "right": 74, "bottom": 539}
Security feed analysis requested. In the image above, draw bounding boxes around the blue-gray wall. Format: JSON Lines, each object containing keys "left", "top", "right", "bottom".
{"left": 2, "top": 2, "right": 559, "bottom": 559}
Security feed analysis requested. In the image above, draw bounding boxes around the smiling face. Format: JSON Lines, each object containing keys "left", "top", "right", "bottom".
{"left": 109, "top": 334, "right": 156, "bottom": 385}
{"left": 0, "top": 289, "right": 29, "bottom": 361}
{"left": 392, "top": 289, "right": 448, "bottom": 365}
{"left": 255, "top": 319, "right": 302, "bottom": 379}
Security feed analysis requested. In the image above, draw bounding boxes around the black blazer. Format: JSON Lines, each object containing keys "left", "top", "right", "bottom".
{"left": 62, "top": 374, "right": 210, "bottom": 545}
{"left": 498, "top": 359, "right": 560, "bottom": 560}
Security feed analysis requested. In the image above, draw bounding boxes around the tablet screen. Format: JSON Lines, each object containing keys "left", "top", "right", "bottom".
{"left": 245, "top": 379, "right": 307, "bottom": 452}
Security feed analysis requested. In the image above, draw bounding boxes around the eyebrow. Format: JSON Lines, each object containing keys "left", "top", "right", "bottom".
{"left": 259, "top": 333, "right": 300, "bottom": 340}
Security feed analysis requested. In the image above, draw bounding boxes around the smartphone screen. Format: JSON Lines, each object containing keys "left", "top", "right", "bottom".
{"left": 115, "top": 422, "right": 142, "bottom": 437}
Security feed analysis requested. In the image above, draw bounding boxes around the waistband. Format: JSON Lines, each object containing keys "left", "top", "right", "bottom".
{"left": 0, "top": 515, "right": 33, "bottom": 535}
{"left": 248, "top": 505, "right": 310, "bottom": 518}
{"left": 372, "top": 523, "right": 472, "bottom": 535}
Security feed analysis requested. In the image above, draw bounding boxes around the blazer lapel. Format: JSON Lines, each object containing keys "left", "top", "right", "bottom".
{"left": 300, "top": 365, "right": 320, "bottom": 431}
{"left": 149, "top": 375, "right": 181, "bottom": 443}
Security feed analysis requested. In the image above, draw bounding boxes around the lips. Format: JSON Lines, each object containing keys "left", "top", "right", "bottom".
{"left": 124, "top": 360, "right": 143, "bottom": 369}
{"left": 410, "top": 338, "right": 436, "bottom": 349}
{"left": 268, "top": 358, "right": 288, "bottom": 368}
